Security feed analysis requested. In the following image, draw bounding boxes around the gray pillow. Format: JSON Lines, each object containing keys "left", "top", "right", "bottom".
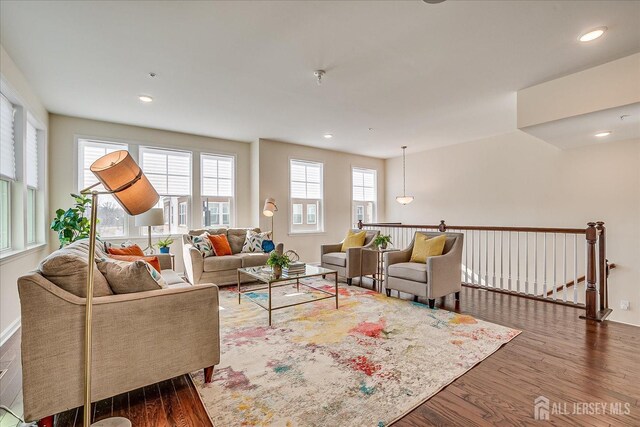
{"left": 97, "top": 258, "right": 167, "bottom": 294}
{"left": 38, "top": 240, "right": 113, "bottom": 297}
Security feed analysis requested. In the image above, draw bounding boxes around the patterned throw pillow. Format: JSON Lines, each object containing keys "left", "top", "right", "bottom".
{"left": 261, "top": 239, "right": 275, "bottom": 253}
{"left": 191, "top": 232, "right": 215, "bottom": 257}
{"left": 241, "top": 230, "right": 272, "bottom": 253}
{"left": 97, "top": 258, "right": 167, "bottom": 294}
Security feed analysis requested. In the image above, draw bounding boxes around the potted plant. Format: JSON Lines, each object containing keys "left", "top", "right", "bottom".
{"left": 156, "top": 236, "right": 174, "bottom": 254}
{"left": 50, "top": 193, "right": 95, "bottom": 248}
{"left": 266, "top": 251, "right": 290, "bottom": 278}
{"left": 373, "top": 234, "right": 392, "bottom": 250}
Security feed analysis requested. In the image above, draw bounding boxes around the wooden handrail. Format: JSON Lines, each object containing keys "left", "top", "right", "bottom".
{"left": 359, "top": 221, "right": 587, "bottom": 234}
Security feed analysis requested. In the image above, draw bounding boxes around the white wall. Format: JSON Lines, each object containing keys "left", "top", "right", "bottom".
{"left": 385, "top": 131, "right": 640, "bottom": 326}
{"left": 48, "top": 114, "right": 253, "bottom": 273}
{"left": 0, "top": 45, "right": 49, "bottom": 342}
{"left": 257, "top": 139, "right": 385, "bottom": 262}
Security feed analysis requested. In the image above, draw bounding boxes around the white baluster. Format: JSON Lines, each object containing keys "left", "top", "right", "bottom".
{"left": 563, "top": 234, "right": 567, "bottom": 302}
{"left": 543, "top": 233, "right": 547, "bottom": 297}
{"left": 574, "top": 234, "right": 578, "bottom": 304}
{"left": 485, "top": 230, "right": 489, "bottom": 286}
{"left": 492, "top": 230, "right": 496, "bottom": 288}
{"left": 534, "top": 233, "right": 538, "bottom": 296}
{"left": 500, "top": 231, "right": 504, "bottom": 289}
{"left": 553, "top": 233, "right": 557, "bottom": 301}
{"left": 471, "top": 230, "right": 475, "bottom": 285}
{"left": 525, "top": 232, "right": 529, "bottom": 295}
{"left": 516, "top": 232, "right": 520, "bottom": 292}
{"left": 508, "top": 231, "right": 512, "bottom": 291}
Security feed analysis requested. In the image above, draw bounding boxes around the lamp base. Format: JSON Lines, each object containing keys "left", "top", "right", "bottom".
{"left": 92, "top": 417, "right": 132, "bottom": 427}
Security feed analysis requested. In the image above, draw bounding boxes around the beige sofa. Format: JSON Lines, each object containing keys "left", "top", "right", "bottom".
{"left": 183, "top": 227, "right": 283, "bottom": 285}
{"left": 320, "top": 230, "right": 379, "bottom": 285}
{"left": 384, "top": 231, "right": 464, "bottom": 308}
{"left": 18, "top": 242, "right": 220, "bottom": 423}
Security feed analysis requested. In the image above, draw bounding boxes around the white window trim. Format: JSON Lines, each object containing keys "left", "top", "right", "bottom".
{"left": 288, "top": 157, "right": 324, "bottom": 235}
{"left": 351, "top": 166, "right": 378, "bottom": 225}
{"left": 200, "top": 152, "right": 236, "bottom": 228}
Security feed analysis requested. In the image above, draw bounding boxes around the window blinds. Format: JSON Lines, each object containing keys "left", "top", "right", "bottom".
{"left": 26, "top": 121, "right": 38, "bottom": 189}
{"left": 79, "top": 139, "right": 127, "bottom": 190}
{"left": 290, "top": 160, "right": 322, "bottom": 199}
{"left": 0, "top": 94, "right": 16, "bottom": 180}
{"left": 140, "top": 147, "right": 191, "bottom": 195}
{"left": 201, "top": 154, "right": 233, "bottom": 197}
{"left": 352, "top": 168, "right": 376, "bottom": 201}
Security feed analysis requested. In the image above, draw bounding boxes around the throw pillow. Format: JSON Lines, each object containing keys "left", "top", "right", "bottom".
{"left": 208, "top": 233, "right": 233, "bottom": 256}
{"left": 97, "top": 258, "right": 167, "bottom": 294}
{"left": 261, "top": 239, "right": 275, "bottom": 253}
{"left": 241, "top": 230, "right": 272, "bottom": 253}
{"left": 108, "top": 244, "right": 145, "bottom": 257}
{"left": 109, "top": 255, "right": 161, "bottom": 272}
{"left": 191, "top": 232, "right": 215, "bottom": 257}
{"left": 341, "top": 230, "right": 367, "bottom": 252}
{"left": 410, "top": 234, "right": 447, "bottom": 263}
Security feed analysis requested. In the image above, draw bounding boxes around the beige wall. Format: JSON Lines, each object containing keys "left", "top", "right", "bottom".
{"left": 48, "top": 114, "right": 253, "bottom": 273}
{"left": 257, "top": 139, "right": 385, "bottom": 262}
{"left": 0, "top": 45, "right": 49, "bottom": 341}
{"left": 385, "top": 131, "right": 640, "bottom": 326}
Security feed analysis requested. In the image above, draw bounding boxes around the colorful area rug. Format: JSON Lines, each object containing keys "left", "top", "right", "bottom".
{"left": 192, "top": 278, "right": 520, "bottom": 426}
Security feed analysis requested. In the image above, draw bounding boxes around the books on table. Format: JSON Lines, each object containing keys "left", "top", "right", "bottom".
{"left": 283, "top": 261, "right": 306, "bottom": 275}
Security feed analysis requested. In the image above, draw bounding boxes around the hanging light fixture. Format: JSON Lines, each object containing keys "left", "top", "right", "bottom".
{"left": 396, "top": 146, "right": 414, "bottom": 205}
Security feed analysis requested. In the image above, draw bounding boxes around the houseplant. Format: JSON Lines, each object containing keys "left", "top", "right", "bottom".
{"left": 373, "top": 234, "right": 392, "bottom": 250}
{"left": 156, "top": 236, "right": 174, "bottom": 254}
{"left": 50, "top": 193, "right": 95, "bottom": 248}
{"left": 266, "top": 251, "right": 290, "bottom": 278}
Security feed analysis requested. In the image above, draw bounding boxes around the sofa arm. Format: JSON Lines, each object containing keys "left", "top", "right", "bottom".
{"left": 321, "top": 243, "right": 343, "bottom": 257}
{"left": 426, "top": 250, "right": 462, "bottom": 298}
{"left": 183, "top": 243, "right": 203, "bottom": 284}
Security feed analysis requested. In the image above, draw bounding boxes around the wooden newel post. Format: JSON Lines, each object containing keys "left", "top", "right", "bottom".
{"left": 438, "top": 220, "right": 447, "bottom": 232}
{"left": 596, "top": 221, "right": 606, "bottom": 311}
{"left": 584, "top": 222, "right": 598, "bottom": 319}
{"left": 357, "top": 220, "right": 363, "bottom": 230}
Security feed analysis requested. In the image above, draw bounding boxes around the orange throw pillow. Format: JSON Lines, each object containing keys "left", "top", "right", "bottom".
{"left": 108, "top": 244, "right": 145, "bottom": 257}
{"left": 208, "top": 234, "right": 233, "bottom": 256}
{"left": 109, "top": 255, "right": 161, "bottom": 273}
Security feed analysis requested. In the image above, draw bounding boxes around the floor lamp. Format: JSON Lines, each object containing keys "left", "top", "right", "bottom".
{"left": 81, "top": 150, "right": 159, "bottom": 427}
{"left": 134, "top": 208, "right": 164, "bottom": 254}
{"left": 262, "top": 197, "right": 278, "bottom": 240}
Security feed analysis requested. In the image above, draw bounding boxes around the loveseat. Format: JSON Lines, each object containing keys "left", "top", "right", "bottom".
{"left": 17, "top": 240, "right": 220, "bottom": 423}
{"left": 182, "top": 227, "right": 283, "bottom": 285}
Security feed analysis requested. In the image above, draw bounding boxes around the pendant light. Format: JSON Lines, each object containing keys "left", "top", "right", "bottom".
{"left": 396, "top": 146, "right": 414, "bottom": 205}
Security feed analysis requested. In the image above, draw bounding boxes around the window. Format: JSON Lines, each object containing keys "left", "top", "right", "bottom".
{"left": 352, "top": 167, "right": 376, "bottom": 225}
{"left": 26, "top": 121, "right": 38, "bottom": 244}
{"left": 290, "top": 159, "right": 323, "bottom": 233}
{"left": 178, "top": 202, "right": 188, "bottom": 226}
{"left": 140, "top": 147, "right": 191, "bottom": 234}
{"left": 78, "top": 139, "right": 129, "bottom": 237}
{"left": 0, "top": 94, "right": 15, "bottom": 250}
{"left": 201, "top": 154, "right": 234, "bottom": 227}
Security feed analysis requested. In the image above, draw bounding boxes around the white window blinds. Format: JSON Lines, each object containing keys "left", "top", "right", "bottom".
{"left": 140, "top": 147, "right": 191, "bottom": 195}
{"left": 201, "top": 154, "right": 233, "bottom": 197}
{"left": 26, "top": 121, "right": 38, "bottom": 189}
{"left": 0, "top": 94, "right": 16, "bottom": 180}
{"left": 352, "top": 168, "right": 376, "bottom": 201}
{"left": 290, "top": 160, "right": 322, "bottom": 199}
{"left": 79, "top": 139, "right": 128, "bottom": 190}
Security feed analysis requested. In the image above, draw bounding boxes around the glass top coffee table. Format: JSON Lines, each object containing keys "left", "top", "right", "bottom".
{"left": 237, "top": 265, "right": 338, "bottom": 326}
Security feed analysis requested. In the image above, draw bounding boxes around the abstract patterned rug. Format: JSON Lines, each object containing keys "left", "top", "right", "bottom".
{"left": 191, "top": 279, "right": 520, "bottom": 426}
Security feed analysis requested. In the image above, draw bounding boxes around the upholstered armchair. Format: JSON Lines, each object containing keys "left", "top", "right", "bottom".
{"left": 384, "top": 232, "right": 463, "bottom": 308}
{"left": 320, "top": 229, "right": 379, "bottom": 285}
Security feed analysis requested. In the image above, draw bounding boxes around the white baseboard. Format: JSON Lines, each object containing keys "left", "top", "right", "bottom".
{"left": 0, "top": 318, "right": 20, "bottom": 347}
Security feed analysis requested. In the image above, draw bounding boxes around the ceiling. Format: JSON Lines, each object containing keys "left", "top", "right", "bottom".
{"left": 1, "top": 1, "right": 639, "bottom": 158}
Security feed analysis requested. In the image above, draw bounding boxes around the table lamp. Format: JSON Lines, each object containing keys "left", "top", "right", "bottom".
{"left": 81, "top": 150, "right": 159, "bottom": 427}
{"left": 135, "top": 208, "right": 164, "bottom": 254}
{"left": 262, "top": 197, "right": 278, "bottom": 240}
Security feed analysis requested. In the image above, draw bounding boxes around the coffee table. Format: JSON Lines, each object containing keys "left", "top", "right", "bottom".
{"left": 237, "top": 265, "right": 338, "bottom": 326}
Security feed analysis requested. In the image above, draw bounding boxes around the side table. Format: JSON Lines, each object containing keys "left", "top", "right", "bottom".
{"left": 362, "top": 248, "right": 399, "bottom": 293}
{"left": 155, "top": 253, "right": 176, "bottom": 271}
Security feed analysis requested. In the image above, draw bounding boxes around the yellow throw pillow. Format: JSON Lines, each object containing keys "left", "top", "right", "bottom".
{"left": 341, "top": 230, "right": 367, "bottom": 252}
{"left": 410, "top": 234, "right": 447, "bottom": 263}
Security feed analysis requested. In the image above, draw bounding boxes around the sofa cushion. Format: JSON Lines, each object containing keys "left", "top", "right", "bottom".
{"left": 388, "top": 262, "right": 428, "bottom": 283}
{"left": 109, "top": 255, "right": 161, "bottom": 273}
{"left": 227, "top": 228, "right": 260, "bottom": 254}
{"left": 192, "top": 232, "right": 215, "bottom": 257}
{"left": 161, "top": 269, "right": 186, "bottom": 287}
{"left": 208, "top": 234, "right": 233, "bottom": 256}
{"left": 188, "top": 228, "right": 227, "bottom": 237}
{"left": 237, "top": 252, "right": 269, "bottom": 268}
{"left": 203, "top": 255, "right": 242, "bottom": 272}
{"left": 241, "top": 230, "right": 272, "bottom": 253}
{"left": 107, "top": 244, "right": 145, "bottom": 256}
{"left": 322, "top": 252, "right": 347, "bottom": 267}
{"left": 341, "top": 229, "right": 366, "bottom": 252}
{"left": 38, "top": 239, "right": 113, "bottom": 297}
{"left": 97, "top": 258, "right": 167, "bottom": 294}
{"left": 410, "top": 234, "right": 446, "bottom": 264}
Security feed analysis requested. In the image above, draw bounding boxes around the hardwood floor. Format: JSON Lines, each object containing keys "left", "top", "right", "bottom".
{"left": 5, "top": 286, "right": 639, "bottom": 426}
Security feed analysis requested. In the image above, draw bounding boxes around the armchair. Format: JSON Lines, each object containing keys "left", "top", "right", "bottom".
{"left": 384, "top": 232, "right": 463, "bottom": 308}
{"left": 320, "top": 229, "right": 379, "bottom": 285}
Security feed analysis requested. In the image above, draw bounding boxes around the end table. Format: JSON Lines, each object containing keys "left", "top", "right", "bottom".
{"left": 362, "top": 247, "right": 399, "bottom": 293}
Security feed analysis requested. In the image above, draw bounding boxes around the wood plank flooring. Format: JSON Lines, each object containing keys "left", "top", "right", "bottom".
{"left": 5, "top": 286, "right": 639, "bottom": 426}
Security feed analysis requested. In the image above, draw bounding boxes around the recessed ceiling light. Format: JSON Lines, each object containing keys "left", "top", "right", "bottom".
{"left": 594, "top": 131, "right": 612, "bottom": 138}
{"left": 138, "top": 95, "right": 153, "bottom": 103}
{"left": 323, "top": 134, "right": 333, "bottom": 139}
{"left": 579, "top": 27, "right": 607, "bottom": 42}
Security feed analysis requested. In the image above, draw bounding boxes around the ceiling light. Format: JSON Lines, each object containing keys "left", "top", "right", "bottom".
{"left": 138, "top": 95, "right": 153, "bottom": 103}
{"left": 395, "top": 146, "right": 414, "bottom": 205}
{"left": 594, "top": 131, "right": 612, "bottom": 138}
{"left": 323, "top": 134, "right": 333, "bottom": 139}
{"left": 579, "top": 27, "right": 607, "bottom": 42}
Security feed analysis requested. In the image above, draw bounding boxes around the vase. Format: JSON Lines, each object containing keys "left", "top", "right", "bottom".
{"left": 159, "top": 247, "right": 170, "bottom": 254}
{"left": 381, "top": 243, "right": 387, "bottom": 250}
{"left": 273, "top": 265, "right": 282, "bottom": 278}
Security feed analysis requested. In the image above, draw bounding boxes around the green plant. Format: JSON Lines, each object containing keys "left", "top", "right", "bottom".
{"left": 373, "top": 234, "right": 392, "bottom": 248}
{"left": 266, "top": 251, "right": 290, "bottom": 269}
{"left": 156, "top": 236, "right": 174, "bottom": 248}
{"left": 50, "top": 193, "right": 95, "bottom": 248}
